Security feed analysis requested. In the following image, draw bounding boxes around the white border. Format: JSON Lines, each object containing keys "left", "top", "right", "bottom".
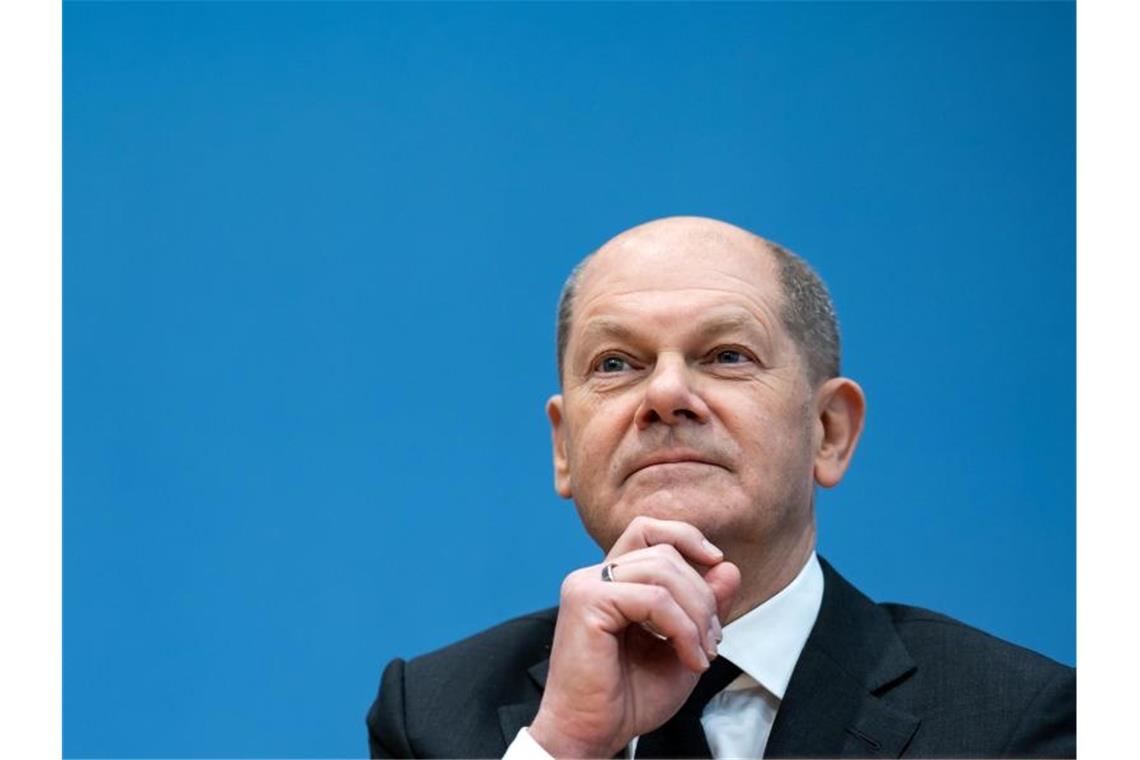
{"left": 0, "top": 0, "right": 1123, "bottom": 755}
{"left": 0, "top": 0, "right": 62, "bottom": 756}
{"left": 1077, "top": 0, "right": 1138, "bottom": 756}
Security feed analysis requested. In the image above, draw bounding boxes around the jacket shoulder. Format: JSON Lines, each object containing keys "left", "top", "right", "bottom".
{"left": 878, "top": 602, "right": 1075, "bottom": 757}
{"left": 367, "top": 607, "right": 557, "bottom": 758}
{"left": 881, "top": 601, "right": 1073, "bottom": 679}
{"left": 404, "top": 606, "right": 557, "bottom": 688}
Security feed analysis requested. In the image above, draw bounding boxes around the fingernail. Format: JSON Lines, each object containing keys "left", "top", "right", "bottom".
{"left": 711, "top": 615, "right": 722, "bottom": 643}
{"left": 697, "top": 645, "right": 710, "bottom": 670}
{"left": 702, "top": 539, "right": 723, "bottom": 557}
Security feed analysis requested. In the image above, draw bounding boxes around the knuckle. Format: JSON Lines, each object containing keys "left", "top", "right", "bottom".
{"left": 660, "top": 557, "right": 686, "bottom": 583}
{"left": 646, "top": 584, "right": 671, "bottom": 606}
{"left": 560, "top": 570, "right": 589, "bottom": 602}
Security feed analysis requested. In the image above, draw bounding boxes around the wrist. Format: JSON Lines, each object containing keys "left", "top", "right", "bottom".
{"left": 529, "top": 709, "right": 620, "bottom": 759}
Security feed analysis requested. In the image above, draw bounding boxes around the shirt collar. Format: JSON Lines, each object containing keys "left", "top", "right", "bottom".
{"left": 716, "top": 551, "right": 823, "bottom": 700}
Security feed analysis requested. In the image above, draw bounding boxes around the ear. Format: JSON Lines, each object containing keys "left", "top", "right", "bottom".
{"left": 812, "top": 377, "right": 866, "bottom": 488}
{"left": 546, "top": 394, "right": 573, "bottom": 499}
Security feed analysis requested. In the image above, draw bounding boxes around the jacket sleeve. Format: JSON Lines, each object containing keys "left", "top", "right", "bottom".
{"left": 1001, "top": 666, "right": 1076, "bottom": 758}
{"left": 367, "top": 658, "right": 416, "bottom": 758}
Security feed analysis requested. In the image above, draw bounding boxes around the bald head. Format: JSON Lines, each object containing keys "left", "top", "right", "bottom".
{"left": 555, "top": 216, "right": 840, "bottom": 386}
{"left": 591, "top": 215, "right": 769, "bottom": 263}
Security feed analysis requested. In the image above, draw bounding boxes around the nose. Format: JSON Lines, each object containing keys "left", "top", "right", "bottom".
{"left": 634, "top": 354, "right": 711, "bottom": 430}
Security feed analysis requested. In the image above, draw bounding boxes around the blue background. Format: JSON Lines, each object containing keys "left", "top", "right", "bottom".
{"left": 64, "top": 2, "right": 1075, "bottom": 757}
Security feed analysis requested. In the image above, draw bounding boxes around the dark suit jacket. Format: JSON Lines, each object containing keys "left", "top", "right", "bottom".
{"left": 367, "top": 558, "right": 1075, "bottom": 758}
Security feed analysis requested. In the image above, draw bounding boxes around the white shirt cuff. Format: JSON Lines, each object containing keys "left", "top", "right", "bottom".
{"left": 503, "top": 726, "right": 555, "bottom": 760}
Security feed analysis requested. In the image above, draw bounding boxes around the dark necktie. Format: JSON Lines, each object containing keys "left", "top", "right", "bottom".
{"left": 633, "top": 655, "right": 742, "bottom": 759}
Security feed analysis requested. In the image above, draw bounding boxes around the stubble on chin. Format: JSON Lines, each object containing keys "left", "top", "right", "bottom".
{"left": 582, "top": 483, "right": 742, "bottom": 555}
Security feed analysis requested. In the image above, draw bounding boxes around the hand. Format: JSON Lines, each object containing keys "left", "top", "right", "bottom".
{"left": 528, "top": 516, "right": 741, "bottom": 758}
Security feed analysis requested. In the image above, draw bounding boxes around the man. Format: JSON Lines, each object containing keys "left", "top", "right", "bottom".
{"left": 367, "top": 216, "right": 1075, "bottom": 758}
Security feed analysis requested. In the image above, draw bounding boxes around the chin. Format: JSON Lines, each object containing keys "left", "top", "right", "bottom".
{"left": 621, "top": 487, "right": 739, "bottom": 535}
{"left": 577, "top": 481, "right": 748, "bottom": 552}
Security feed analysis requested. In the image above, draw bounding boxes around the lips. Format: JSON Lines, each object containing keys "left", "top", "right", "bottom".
{"left": 623, "top": 451, "right": 726, "bottom": 483}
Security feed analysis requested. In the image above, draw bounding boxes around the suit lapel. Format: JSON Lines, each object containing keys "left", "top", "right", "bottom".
{"left": 764, "top": 558, "right": 920, "bottom": 758}
{"left": 497, "top": 657, "right": 549, "bottom": 747}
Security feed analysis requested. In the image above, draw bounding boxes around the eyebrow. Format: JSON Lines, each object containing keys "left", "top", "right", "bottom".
{"left": 576, "top": 318, "right": 638, "bottom": 346}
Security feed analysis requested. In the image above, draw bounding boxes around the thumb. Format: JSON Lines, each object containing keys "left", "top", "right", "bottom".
{"left": 703, "top": 561, "right": 742, "bottom": 624}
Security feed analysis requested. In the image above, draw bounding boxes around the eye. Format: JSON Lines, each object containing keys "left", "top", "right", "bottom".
{"left": 713, "top": 348, "right": 749, "bottom": 364}
{"left": 595, "top": 355, "right": 633, "bottom": 373}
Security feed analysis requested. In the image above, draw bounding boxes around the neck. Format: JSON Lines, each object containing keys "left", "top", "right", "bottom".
{"left": 722, "top": 523, "right": 816, "bottom": 624}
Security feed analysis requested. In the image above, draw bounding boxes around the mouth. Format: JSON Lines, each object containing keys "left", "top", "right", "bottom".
{"left": 623, "top": 452, "right": 727, "bottom": 484}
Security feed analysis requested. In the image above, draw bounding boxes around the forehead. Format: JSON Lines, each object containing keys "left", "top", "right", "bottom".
{"left": 572, "top": 223, "right": 785, "bottom": 332}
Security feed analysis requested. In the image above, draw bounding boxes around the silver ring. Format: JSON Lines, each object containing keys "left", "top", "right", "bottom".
{"left": 599, "top": 562, "right": 667, "bottom": 641}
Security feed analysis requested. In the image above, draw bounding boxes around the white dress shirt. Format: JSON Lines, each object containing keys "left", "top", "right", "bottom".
{"left": 504, "top": 552, "right": 824, "bottom": 759}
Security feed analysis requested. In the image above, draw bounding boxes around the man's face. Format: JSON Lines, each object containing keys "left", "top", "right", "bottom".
{"left": 547, "top": 220, "right": 822, "bottom": 555}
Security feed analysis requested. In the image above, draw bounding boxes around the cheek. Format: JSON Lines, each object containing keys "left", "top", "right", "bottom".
{"left": 567, "top": 419, "right": 621, "bottom": 492}
{"left": 731, "top": 409, "right": 816, "bottom": 483}
{"left": 569, "top": 398, "right": 634, "bottom": 463}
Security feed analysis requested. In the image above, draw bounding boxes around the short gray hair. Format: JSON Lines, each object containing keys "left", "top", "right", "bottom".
{"left": 554, "top": 241, "right": 840, "bottom": 387}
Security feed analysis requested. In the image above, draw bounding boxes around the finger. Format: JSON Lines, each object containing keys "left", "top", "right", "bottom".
{"left": 702, "top": 560, "right": 742, "bottom": 626}
{"left": 599, "top": 580, "right": 710, "bottom": 673}
{"left": 607, "top": 516, "right": 724, "bottom": 567}
{"left": 605, "top": 545, "right": 720, "bottom": 656}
